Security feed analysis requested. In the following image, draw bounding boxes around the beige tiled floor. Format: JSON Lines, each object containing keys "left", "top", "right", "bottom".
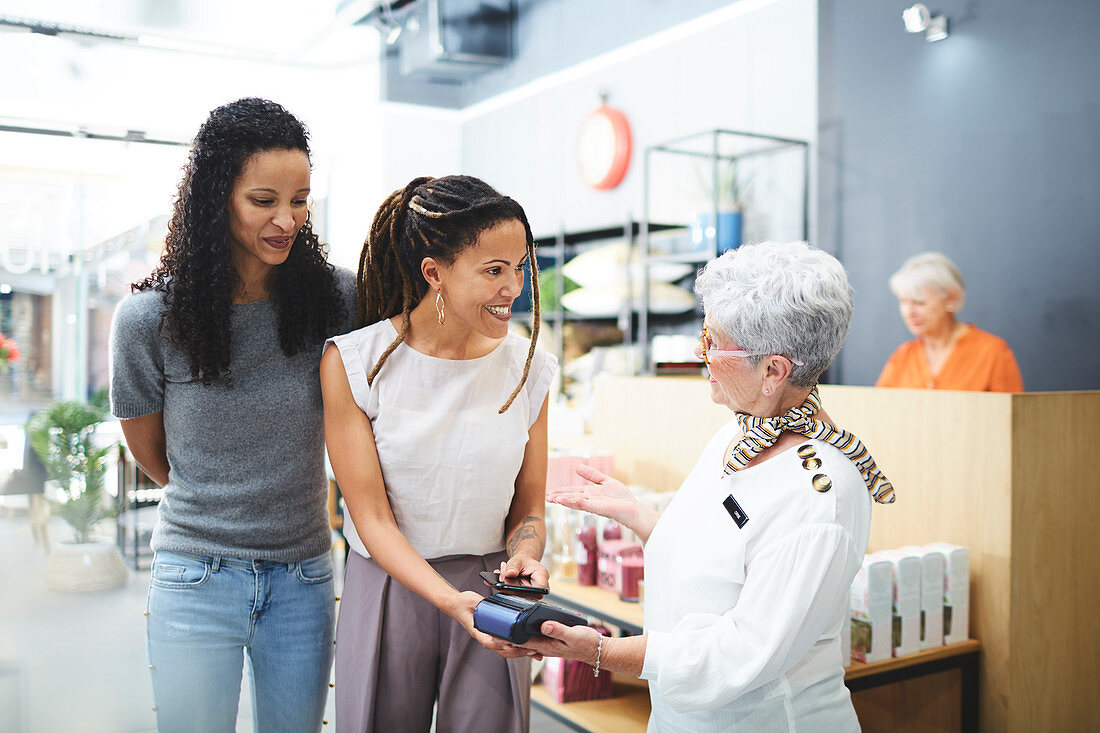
{"left": 0, "top": 514, "right": 572, "bottom": 733}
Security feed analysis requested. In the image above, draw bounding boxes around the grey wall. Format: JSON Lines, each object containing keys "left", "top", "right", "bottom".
{"left": 464, "top": 0, "right": 743, "bottom": 105}
{"left": 460, "top": 0, "right": 816, "bottom": 237}
{"left": 818, "top": 0, "right": 1100, "bottom": 390}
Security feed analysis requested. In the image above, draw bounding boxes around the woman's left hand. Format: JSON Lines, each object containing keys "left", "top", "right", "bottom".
{"left": 520, "top": 621, "right": 603, "bottom": 664}
{"left": 499, "top": 554, "right": 550, "bottom": 591}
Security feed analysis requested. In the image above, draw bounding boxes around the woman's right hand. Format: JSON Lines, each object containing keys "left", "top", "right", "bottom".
{"left": 549, "top": 465, "right": 661, "bottom": 543}
{"left": 446, "top": 590, "right": 538, "bottom": 660}
{"left": 548, "top": 465, "right": 640, "bottom": 525}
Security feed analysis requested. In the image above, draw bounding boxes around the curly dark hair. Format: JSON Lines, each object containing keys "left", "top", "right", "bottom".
{"left": 134, "top": 97, "right": 346, "bottom": 385}
{"left": 359, "top": 175, "right": 540, "bottom": 413}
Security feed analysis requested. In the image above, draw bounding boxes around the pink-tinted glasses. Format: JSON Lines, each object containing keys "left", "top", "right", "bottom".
{"left": 700, "top": 326, "right": 805, "bottom": 367}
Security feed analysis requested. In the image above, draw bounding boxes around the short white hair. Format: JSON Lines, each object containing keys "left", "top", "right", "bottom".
{"left": 694, "top": 241, "right": 853, "bottom": 387}
{"left": 888, "top": 252, "right": 966, "bottom": 310}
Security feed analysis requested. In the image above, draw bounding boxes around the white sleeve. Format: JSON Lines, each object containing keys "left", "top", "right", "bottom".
{"left": 524, "top": 347, "right": 557, "bottom": 428}
{"left": 640, "top": 522, "right": 860, "bottom": 713}
{"left": 325, "top": 332, "right": 374, "bottom": 418}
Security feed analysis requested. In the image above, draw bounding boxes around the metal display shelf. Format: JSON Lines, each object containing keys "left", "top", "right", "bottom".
{"left": 639, "top": 129, "right": 809, "bottom": 372}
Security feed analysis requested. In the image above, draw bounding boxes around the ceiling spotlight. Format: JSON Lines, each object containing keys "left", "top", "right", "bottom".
{"left": 363, "top": 0, "right": 404, "bottom": 45}
{"left": 925, "top": 15, "right": 949, "bottom": 42}
{"left": 903, "top": 4, "right": 949, "bottom": 42}
{"left": 903, "top": 3, "right": 930, "bottom": 32}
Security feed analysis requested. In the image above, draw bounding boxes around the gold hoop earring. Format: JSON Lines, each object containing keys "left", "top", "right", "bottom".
{"left": 436, "top": 291, "right": 446, "bottom": 325}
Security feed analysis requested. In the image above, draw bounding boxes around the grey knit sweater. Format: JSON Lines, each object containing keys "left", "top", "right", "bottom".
{"left": 108, "top": 268, "right": 356, "bottom": 561}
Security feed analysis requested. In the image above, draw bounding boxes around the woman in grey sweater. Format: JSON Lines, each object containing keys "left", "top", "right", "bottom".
{"left": 109, "top": 98, "right": 355, "bottom": 733}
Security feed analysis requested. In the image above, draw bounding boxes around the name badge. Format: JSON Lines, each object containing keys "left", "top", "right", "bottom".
{"left": 723, "top": 494, "right": 749, "bottom": 529}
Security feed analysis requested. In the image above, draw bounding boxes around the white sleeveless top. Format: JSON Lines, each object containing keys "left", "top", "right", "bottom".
{"left": 326, "top": 320, "right": 557, "bottom": 560}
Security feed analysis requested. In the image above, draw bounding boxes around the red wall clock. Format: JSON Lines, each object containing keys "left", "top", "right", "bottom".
{"left": 576, "top": 103, "right": 633, "bottom": 191}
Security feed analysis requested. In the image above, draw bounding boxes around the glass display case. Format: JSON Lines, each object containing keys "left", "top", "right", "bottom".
{"left": 640, "top": 129, "right": 809, "bottom": 372}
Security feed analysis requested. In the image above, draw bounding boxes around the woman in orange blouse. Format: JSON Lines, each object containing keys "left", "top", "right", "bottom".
{"left": 876, "top": 252, "right": 1023, "bottom": 392}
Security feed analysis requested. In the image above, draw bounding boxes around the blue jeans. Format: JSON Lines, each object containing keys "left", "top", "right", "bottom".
{"left": 146, "top": 550, "right": 335, "bottom": 733}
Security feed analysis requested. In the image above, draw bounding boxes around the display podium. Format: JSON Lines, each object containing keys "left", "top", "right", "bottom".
{"left": 562, "top": 377, "right": 1100, "bottom": 733}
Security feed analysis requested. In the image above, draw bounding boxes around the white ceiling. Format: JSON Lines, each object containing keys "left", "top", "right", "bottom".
{"left": 0, "top": 0, "right": 379, "bottom": 64}
{"left": 0, "top": 1, "right": 385, "bottom": 271}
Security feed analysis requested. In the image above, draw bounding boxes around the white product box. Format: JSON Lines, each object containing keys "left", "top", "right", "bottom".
{"left": 925, "top": 543, "right": 971, "bottom": 644}
{"left": 900, "top": 544, "right": 946, "bottom": 649}
{"left": 875, "top": 549, "right": 922, "bottom": 657}
{"left": 849, "top": 555, "right": 893, "bottom": 663}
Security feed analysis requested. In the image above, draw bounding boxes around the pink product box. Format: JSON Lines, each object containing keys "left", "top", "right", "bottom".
{"left": 542, "top": 653, "right": 613, "bottom": 703}
{"left": 546, "top": 452, "right": 614, "bottom": 492}
{"left": 597, "top": 540, "right": 643, "bottom": 594}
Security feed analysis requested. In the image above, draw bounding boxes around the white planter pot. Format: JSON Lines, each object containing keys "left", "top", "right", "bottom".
{"left": 45, "top": 539, "right": 129, "bottom": 593}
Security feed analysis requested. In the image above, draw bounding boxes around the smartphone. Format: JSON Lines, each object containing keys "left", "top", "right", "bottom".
{"left": 479, "top": 570, "right": 550, "bottom": 596}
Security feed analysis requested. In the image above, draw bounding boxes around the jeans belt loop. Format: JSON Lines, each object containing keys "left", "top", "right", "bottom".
{"left": 211, "top": 556, "right": 222, "bottom": 573}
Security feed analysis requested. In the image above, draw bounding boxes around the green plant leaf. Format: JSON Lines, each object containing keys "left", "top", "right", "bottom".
{"left": 28, "top": 401, "right": 116, "bottom": 543}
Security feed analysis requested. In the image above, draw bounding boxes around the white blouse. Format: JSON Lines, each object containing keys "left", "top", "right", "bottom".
{"left": 327, "top": 320, "right": 557, "bottom": 560}
{"left": 640, "top": 419, "right": 871, "bottom": 732}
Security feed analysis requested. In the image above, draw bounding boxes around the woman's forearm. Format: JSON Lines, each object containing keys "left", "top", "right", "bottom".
{"left": 505, "top": 513, "right": 546, "bottom": 561}
{"left": 353, "top": 508, "right": 463, "bottom": 613}
{"left": 522, "top": 623, "right": 648, "bottom": 678}
{"left": 119, "top": 413, "right": 170, "bottom": 487}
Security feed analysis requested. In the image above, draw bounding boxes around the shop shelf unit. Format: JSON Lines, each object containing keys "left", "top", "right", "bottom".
{"left": 533, "top": 577, "right": 650, "bottom": 732}
{"left": 640, "top": 129, "right": 809, "bottom": 373}
{"left": 515, "top": 219, "right": 686, "bottom": 384}
{"left": 537, "top": 573, "right": 982, "bottom": 733}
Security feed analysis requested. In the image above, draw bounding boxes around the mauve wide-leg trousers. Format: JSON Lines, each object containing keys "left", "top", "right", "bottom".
{"left": 335, "top": 550, "right": 530, "bottom": 733}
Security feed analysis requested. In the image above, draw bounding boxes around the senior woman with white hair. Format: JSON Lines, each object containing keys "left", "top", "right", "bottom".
{"left": 876, "top": 251, "right": 1023, "bottom": 391}
{"left": 520, "top": 241, "right": 894, "bottom": 732}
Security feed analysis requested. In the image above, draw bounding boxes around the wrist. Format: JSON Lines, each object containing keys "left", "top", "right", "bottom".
{"left": 506, "top": 540, "right": 547, "bottom": 566}
{"left": 619, "top": 502, "right": 652, "bottom": 536}
{"left": 438, "top": 588, "right": 465, "bottom": 619}
{"left": 508, "top": 548, "right": 541, "bottom": 563}
{"left": 592, "top": 633, "right": 607, "bottom": 677}
{"left": 636, "top": 505, "right": 661, "bottom": 540}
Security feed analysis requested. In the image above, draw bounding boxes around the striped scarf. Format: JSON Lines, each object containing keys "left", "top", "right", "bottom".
{"left": 725, "top": 386, "right": 895, "bottom": 504}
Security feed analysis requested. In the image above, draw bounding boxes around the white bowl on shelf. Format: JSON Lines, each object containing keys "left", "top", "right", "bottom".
{"left": 561, "top": 281, "right": 696, "bottom": 318}
{"left": 562, "top": 242, "right": 694, "bottom": 287}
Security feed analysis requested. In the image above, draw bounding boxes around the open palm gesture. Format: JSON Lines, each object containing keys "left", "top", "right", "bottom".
{"left": 547, "top": 465, "right": 660, "bottom": 542}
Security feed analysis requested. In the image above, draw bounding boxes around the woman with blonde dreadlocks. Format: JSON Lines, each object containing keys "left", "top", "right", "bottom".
{"left": 321, "top": 175, "right": 557, "bottom": 732}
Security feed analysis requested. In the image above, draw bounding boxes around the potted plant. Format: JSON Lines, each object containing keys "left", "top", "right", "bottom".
{"left": 28, "top": 401, "right": 128, "bottom": 592}
{"left": 690, "top": 158, "right": 754, "bottom": 255}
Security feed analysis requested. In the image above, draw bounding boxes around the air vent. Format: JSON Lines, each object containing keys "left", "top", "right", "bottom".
{"left": 354, "top": 0, "right": 514, "bottom": 81}
{"left": 399, "top": 0, "right": 513, "bottom": 78}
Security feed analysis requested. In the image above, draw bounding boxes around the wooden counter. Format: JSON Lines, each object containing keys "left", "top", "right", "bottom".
{"left": 532, "top": 678, "right": 651, "bottom": 733}
{"left": 535, "top": 578, "right": 981, "bottom": 733}
{"left": 541, "top": 578, "right": 981, "bottom": 732}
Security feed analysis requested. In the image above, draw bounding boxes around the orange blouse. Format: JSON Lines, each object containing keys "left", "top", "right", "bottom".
{"left": 876, "top": 325, "right": 1024, "bottom": 392}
